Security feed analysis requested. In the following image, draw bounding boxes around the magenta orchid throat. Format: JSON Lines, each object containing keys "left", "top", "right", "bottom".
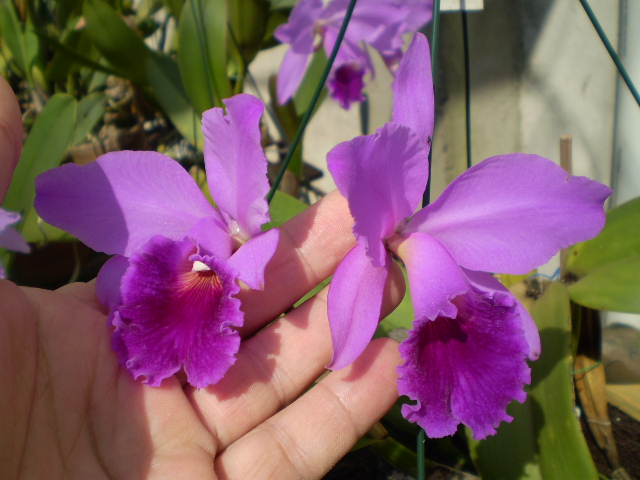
{"left": 34, "top": 94, "right": 279, "bottom": 389}
{"left": 326, "top": 33, "right": 612, "bottom": 440}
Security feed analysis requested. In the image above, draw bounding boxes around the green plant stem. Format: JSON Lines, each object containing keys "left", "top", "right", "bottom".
{"left": 579, "top": 0, "right": 640, "bottom": 108}
{"left": 462, "top": 10, "right": 472, "bottom": 169}
{"left": 417, "top": 428, "right": 426, "bottom": 480}
{"left": 266, "top": 0, "right": 358, "bottom": 203}
{"left": 422, "top": 0, "right": 441, "bottom": 208}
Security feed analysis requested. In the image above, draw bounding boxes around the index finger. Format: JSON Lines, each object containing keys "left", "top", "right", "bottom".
{"left": 239, "top": 190, "right": 356, "bottom": 336}
{"left": 0, "top": 76, "right": 22, "bottom": 200}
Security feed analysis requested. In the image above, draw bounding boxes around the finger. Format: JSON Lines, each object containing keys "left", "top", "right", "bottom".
{"left": 188, "top": 262, "right": 405, "bottom": 450}
{"left": 214, "top": 337, "right": 402, "bottom": 480}
{"left": 56, "top": 280, "right": 107, "bottom": 314}
{"left": 0, "top": 76, "right": 22, "bottom": 200}
{"left": 238, "top": 190, "right": 356, "bottom": 336}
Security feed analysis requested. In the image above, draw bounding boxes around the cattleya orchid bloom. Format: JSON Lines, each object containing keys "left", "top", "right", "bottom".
{"left": 275, "top": 0, "right": 432, "bottom": 109}
{"left": 326, "top": 33, "right": 612, "bottom": 439}
{"left": 0, "top": 208, "right": 30, "bottom": 278}
{"left": 34, "top": 94, "right": 279, "bottom": 389}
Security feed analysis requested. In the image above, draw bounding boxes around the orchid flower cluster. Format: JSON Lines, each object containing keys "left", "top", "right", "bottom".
{"left": 30, "top": 25, "right": 611, "bottom": 442}
{"left": 275, "top": 0, "right": 433, "bottom": 109}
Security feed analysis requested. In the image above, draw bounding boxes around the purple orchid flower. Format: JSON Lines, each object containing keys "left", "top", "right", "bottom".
{"left": 275, "top": 0, "right": 433, "bottom": 109}
{"left": 34, "top": 94, "right": 280, "bottom": 389}
{"left": 0, "top": 208, "right": 30, "bottom": 278}
{"left": 326, "top": 33, "right": 612, "bottom": 440}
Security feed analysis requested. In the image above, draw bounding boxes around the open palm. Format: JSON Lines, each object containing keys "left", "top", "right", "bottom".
{"left": 0, "top": 77, "right": 403, "bottom": 480}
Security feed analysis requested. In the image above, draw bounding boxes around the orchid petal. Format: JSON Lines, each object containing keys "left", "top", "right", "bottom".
{"left": 398, "top": 280, "right": 531, "bottom": 440}
{"left": 112, "top": 235, "right": 242, "bottom": 389}
{"left": 327, "top": 244, "right": 390, "bottom": 370}
{"left": 34, "top": 151, "right": 218, "bottom": 257}
{"left": 274, "top": 0, "right": 322, "bottom": 50}
{"left": 202, "top": 94, "right": 270, "bottom": 240}
{"left": 392, "top": 33, "right": 434, "bottom": 147}
{"left": 396, "top": 232, "right": 468, "bottom": 322}
{"left": 276, "top": 49, "right": 313, "bottom": 105}
{"left": 96, "top": 255, "right": 129, "bottom": 313}
{"left": 327, "top": 122, "right": 429, "bottom": 267}
{"left": 464, "top": 268, "right": 541, "bottom": 360}
{"left": 408, "top": 154, "right": 612, "bottom": 274}
{"left": 228, "top": 228, "right": 280, "bottom": 290}
{"left": 186, "top": 216, "right": 233, "bottom": 260}
{"left": 0, "top": 209, "right": 29, "bottom": 253}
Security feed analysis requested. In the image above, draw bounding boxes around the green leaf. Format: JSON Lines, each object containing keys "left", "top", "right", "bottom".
{"left": 565, "top": 196, "right": 640, "bottom": 278}
{"left": 263, "top": 190, "right": 308, "bottom": 230}
{"left": 468, "top": 282, "right": 598, "bottom": 480}
{"left": 83, "top": 0, "right": 152, "bottom": 85}
{"left": 228, "top": 0, "right": 269, "bottom": 66}
{"left": 71, "top": 92, "right": 107, "bottom": 146}
{"left": 19, "top": 207, "right": 71, "bottom": 244}
{"left": 269, "top": 0, "right": 297, "bottom": 9}
{"left": 3, "top": 94, "right": 76, "bottom": 214}
{"left": 0, "top": 1, "right": 31, "bottom": 80}
{"left": 146, "top": 52, "right": 204, "bottom": 150}
{"left": 371, "top": 437, "right": 422, "bottom": 477}
{"left": 177, "top": 0, "right": 231, "bottom": 113}
{"left": 568, "top": 255, "right": 640, "bottom": 313}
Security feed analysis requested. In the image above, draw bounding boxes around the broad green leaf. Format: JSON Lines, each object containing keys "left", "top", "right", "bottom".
{"left": 565, "top": 196, "right": 640, "bottom": 278}
{"left": 177, "top": 0, "right": 231, "bottom": 113}
{"left": 468, "top": 282, "right": 598, "bottom": 480}
{"left": 71, "top": 92, "right": 107, "bottom": 146}
{"left": 264, "top": 190, "right": 308, "bottom": 230}
{"left": 42, "top": 29, "right": 115, "bottom": 81}
{"left": 3, "top": 94, "right": 76, "bottom": 214}
{"left": 0, "top": 1, "right": 31, "bottom": 80}
{"left": 162, "top": 0, "right": 184, "bottom": 18}
{"left": 228, "top": 0, "right": 269, "bottom": 66}
{"left": 83, "top": 0, "right": 152, "bottom": 85}
{"left": 146, "top": 52, "right": 204, "bottom": 150}
{"left": 568, "top": 255, "right": 640, "bottom": 313}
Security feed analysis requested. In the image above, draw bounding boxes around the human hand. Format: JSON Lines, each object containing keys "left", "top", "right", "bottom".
{"left": 0, "top": 76, "right": 405, "bottom": 480}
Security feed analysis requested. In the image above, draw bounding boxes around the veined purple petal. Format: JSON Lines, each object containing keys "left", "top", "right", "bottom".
{"left": 34, "top": 151, "right": 218, "bottom": 257}
{"left": 327, "top": 122, "right": 429, "bottom": 267}
{"left": 186, "top": 216, "right": 234, "bottom": 260}
{"left": 392, "top": 33, "right": 434, "bottom": 147}
{"left": 202, "top": 94, "right": 270, "bottom": 240}
{"left": 277, "top": 48, "right": 313, "bottom": 105}
{"left": 96, "top": 255, "right": 129, "bottom": 312}
{"left": 464, "top": 268, "right": 541, "bottom": 360}
{"left": 398, "top": 278, "right": 531, "bottom": 440}
{"left": 0, "top": 208, "right": 29, "bottom": 253}
{"left": 328, "top": 62, "right": 366, "bottom": 109}
{"left": 396, "top": 232, "right": 468, "bottom": 322}
{"left": 111, "top": 235, "right": 242, "bottom": 389}
{"left": 328, "top": 244, "right": 390, "bottom": 370}
{"left": 407, "top": 154, "right": 612, "bottom": 274}
{"left": 228, "top": 228, "right": 280, "bottom": 290}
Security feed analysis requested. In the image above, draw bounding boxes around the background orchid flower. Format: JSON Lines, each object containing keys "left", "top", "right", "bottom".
{"left": 0, "top": 208, "right": 30, "bottom": 278}
{"left": 34, "top": 94, "right": 279, "bottom": 389}
{"left": 274, "top": 0, "right": 433, "bottom": 109}
{"left": 326, "top": 33, "right": 612, "bottom": 439}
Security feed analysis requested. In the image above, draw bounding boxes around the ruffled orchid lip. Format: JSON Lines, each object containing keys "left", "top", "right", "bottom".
{"left": 112, "top": 235, "right": 243, "bottom": 389}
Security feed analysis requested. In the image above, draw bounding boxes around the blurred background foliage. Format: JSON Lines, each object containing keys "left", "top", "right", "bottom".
{"left": 1, "top": 1, "right": 640, "bottom": 479}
